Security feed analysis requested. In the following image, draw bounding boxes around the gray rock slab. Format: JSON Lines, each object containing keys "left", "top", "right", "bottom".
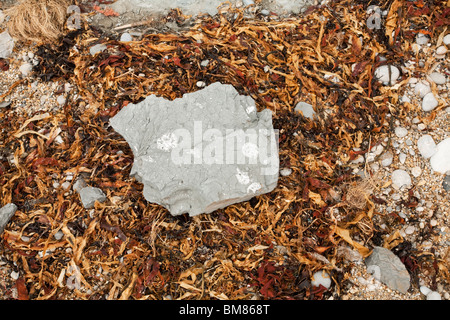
{"left": 79, "top": 187, "right": 107, "bottom": 209}
{"left": 365, "top": 246, "right": 410, "bottom": 294}
{"left": 110, "top": 82, "right": 279, "bottom": 216}
{"left": 0, "top": 203, "right": 18, "bottom": 234}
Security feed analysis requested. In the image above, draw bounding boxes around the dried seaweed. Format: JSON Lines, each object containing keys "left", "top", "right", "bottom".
{"left": 1, "top": 0, "right": 449, "bottom": 300}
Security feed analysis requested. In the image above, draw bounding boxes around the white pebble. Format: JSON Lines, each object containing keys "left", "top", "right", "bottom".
{"left": 120, "top": 33, "right": 132, "bottom": 42}
{"left": 380, "top": 151, "right": 393, "bottom": 167}
{"left": 391, "top": 169, "right": 412, "bottom": 189}
{"left": 411, "top": 166, "right": 422, "bottom": 177}
{"left": 408, "top": 77, "right": 418, "bottom": 84}
{"left": 196, "top": 81, "right": 206, "bottom": 88}
{"left": 414, "top": 81, "right": 431, "bottom": 98}
{"left": 415, "top": 33, "right": 429, "bottom": 45}
{"left": 200, "top": 60, "right": 210, "bottom": 67}
{"left": 420, "top": 285, "right": 431, "bottom": 295}
{"left": 19, "top": 62, "right": 33, "bottom": 77}
{"left": 443, "top": 34, "right": 450, "bottom": 45}
{"left": 57, "top": 95, "right": 66, "bottom": 106}
{"left": 405, "top": 225, "right": 415, "bottom": 234}
{"left": 427, "top": 291, "right": 441, "bottom": 300}
{"left": 430, "top": 219, "right": 438, "bottom": 227}
{"left": 417, "top": 135, "right": 437, "bottom": 159}
{"left": 417, "top": 123, "right": 426, "bottom": 131}
{"left": 10, "top": 271, "right": 20, "bottom": 280}
{"left": 400, "top": 95, "right": 411, "bottom": 103}
{"left": 395, "top": 126, "right": 408, "bottom": 138}
{"left": 435, "top": 45, "right": 448, "bottom": 55}
{"left": 280, "top": 168, "right": 292, "bottom": 176}
{"left": 399, "top": 153, "right": 407, "bottom": 164}
{"left": 54, "top": 230, "right": 64, "bottom": 240}
{"left": 65, "top": 83, "right": 73, "bottom": 93}
{"left": 311, "top": 270, "right": 332, "bottom": 289}
{"left": 429, "top": 72, "right": 447, "bottom": 85}
{"left": 422, "top": 92, "right": 439, "bottom": 112}
{"left": 430, "top": 138, "right": 450, "bottom": 174}
{"left": 374, "top": 65, "right": 400, "bottom": 85}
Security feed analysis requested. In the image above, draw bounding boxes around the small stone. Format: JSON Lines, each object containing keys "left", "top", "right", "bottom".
{"left": 374, "top": 65, "right": 400, "bottom": 85}
{"left": 415, "top": 33, "right": 429, "bottom": 45}
{"left": 405, "top": 225, "right": 415, "bottom": 234}
{"left": 196, "top": 81, "right": 206, "bottom": 88}
{"left": 408, "top": 77, "right": 418, "bottom": 84}
{"left": 57, "top": 95, "right": 66, "bottom": 106}
{"left": 417, "top": 123, "right": 426, "bottom": 131}
{"left": 365, "top": 246, "right": 410, "bottom": 293}
{"left": 19, "top": 62, "right": 33, "bottom": 77}
{"left": 400, "top": 95, "right": 411, "bottom": 103}
{"left": 64, "top": 83, "right": 73, "bottom": 93}
{"left": 120, "top": 33, "right": 132, "bottom": 42}
{"left": 443, "top": 34, "right": 450, "bottom": 45}
{"left": 395, "top": 126, "right": 408, "bottom": 138}
{"left": 311, "top": 270, "right": 332, "bottom": 289}
{"left": 429, "top": 72, "right": 447, "bottom": 85}
{"left": 90, "top": 43, "right": 107, "bottom": 56}
{"left": 10, "top": 271, "right": 20, "bottom": 280}
{"left": 380, "top": 151, "right": 393, "bottom": 167}
{"left": 420, "top": 285, "right": 431, "bottom": 295}
{"left": 0, "top": 31, "right": 14, "bottom": 59}
{"left": 391, "top": 169, "right": 412, "bottom": 189}
{"left": 430, "top": 219, "right": 438, "bottom": 227}
{"left": 294, "top": 102, "right": 316, "bottom": 120}
{"left": 422, "top": 92, "right": 439, "bottom": 112}
{"left": 61, "top": 181, "right": 71, "bottom": 190}
{"left": 414, "top": 81, "right": 431, "bottom": 98}
{"left": 243, "top": 0, "right": 255, "bottom": 5}
{"left": 54, "top": 230, "right": 64, "bottom": 240}
{"left": 435, "top": 45, "right": 448, "bottom": 55}
{"left": 0, "top": 203, "right": 18, "bottom": 235}
{"left": 0, "top": 101, "right": 11, "bottom": 109}
{"left": 73, "top": 178, "right": 87, "bottom": 193}
{"left": 430, "top": 138, "right": 450, "bottom": 174}
{"left": 78, "top": 187, "right": 107, "bottom": 209}
{"left": 427, "top": 291, "right": 441, "bottom": 300}
{"left": 411, "top": 166, "right": 422, "bottom": 177}
{"left": 417, "top": 135, "right": 437, "bottom": 158}
{"left": 200, "top": 60, "right": 210, "bottom": 67}
{"left": 399, "top": 153, "right": 407, "bottom": 164}
{"left": 443, "top": 175, "right": 450, "bottom": 192}
{"left": 280, "top": 168, "right": 292, "bottom": 176}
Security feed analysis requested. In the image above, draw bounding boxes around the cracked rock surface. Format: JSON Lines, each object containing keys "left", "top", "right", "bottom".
{"left": 110, "top": 83, "right": 279, "bottom": 216}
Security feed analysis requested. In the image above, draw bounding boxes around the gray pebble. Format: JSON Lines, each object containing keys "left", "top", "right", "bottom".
{"left": 78, "top": 187, "right": 107, "bottom": 209}
{"left": 89, "top": 43, "right": 107, "bottom": 56}
{"left": 0, "top": 203, "right": 18, "bottom": 234}
{"left": 365, "top": 246, "right": 410, "bottom": 293}
{"left": 295, "top": 102, "right": 316, "bottom": 120}
{"left": 443, "top": 175, "right": 450, "bottom": 192}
